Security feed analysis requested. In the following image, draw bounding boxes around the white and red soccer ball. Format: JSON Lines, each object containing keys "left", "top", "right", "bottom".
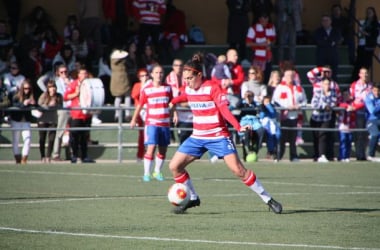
{"left": 167, "top": 183, "right": 190, "bottom": 206}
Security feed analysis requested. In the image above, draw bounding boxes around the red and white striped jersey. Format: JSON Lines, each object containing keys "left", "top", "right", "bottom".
{"left": 139, "top": 82, "right": 172, "bottom": 127}
{"left": 246, "top": 23, "right": 276, "bottom": 61}
{"left": 183, "top": 81, "right": 233, "bottom": 139}
{"left": 349, "top": 79, "right": 372, "bottom": 110}
{"left": 133, "top": 0, "right": 166, "bottom": 25}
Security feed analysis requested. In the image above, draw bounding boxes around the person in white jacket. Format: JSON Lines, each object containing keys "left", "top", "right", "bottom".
{"left": 272, "top": 69, "right": 307, "bottom": 161}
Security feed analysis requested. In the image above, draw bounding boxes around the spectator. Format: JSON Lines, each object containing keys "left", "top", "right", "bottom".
{"left": 0, "top": 77, "right": 10, "bottom": 135}
{"left": 351, "top": 6, "right": 379, "bottom": 81}
{"left": 313, "top": 15, "right": 342, "bottom": 81}
{"left": 364, "top": 83, "right": 380, "bottom": 162}
{"left": 63, "top": 66, "right": 95, "bottom": 163}
{"left": 3, "top": 62, "right": 25, "bottom": 98}
{"left": 37, "top": 80, "right": 63, "bottom": 163}
{"left": 350, "top": 67, "right": 373, "bottom": 161}
{"left": 211, "top": 54, "right": 232, "bottom": 94}
{"left": 310, "top": 78, "right": 338, "bottom": 163}
{"left": 52, "top": 44, "right": 76, "bottom": 72}
{"left": 331, "top": 4, "right": 355, "bottom": 65}
{"left": 275, "top": 0, "right": 303, "bottom": 63}
{"left": 40, "top": 25, "right": 64, "bottom": 71}
{"left": 238, "top": 90, "right": 265, "bottom": 162}
{"left": 272, "top": 69, "right": 307, "bottom": 161}
{"left": 226, "top": 49, "right": 245, "bottom": 96}
{"left": 226, "top": 0, "right": 250, "bottom": 61}
{"left": 125, "top": 40, "right": 139, "bottom": 84}
{"left": 338, "top": 90, "right": 355, "bottom": 162}
{"left": 9, "top": 80, "right": 36, "bottom": 164}
{"left": 0, "top": 20, "right": 14, "bottom": 49}
{"left": 63, "top": 14, "right": 79, "bottom": 41}
{"left": 131, "top": 68, "right": 150, "bottom": 161}
{"left": 139, "top": 44, "right": 158, "bottom": 73}
{"left": 130, "top": 64, "right": 173, "bottom": 182}
{"left": 132, "top": 0, "right": 166, "bottom": 57}
{"left": 240, "top": 66, "right": 266, "bottom": 105}
{"left": 67, "top": 27, "right": 89, "bottom": 64}
{"left": 20, "top": 45, "right": 44, "bottom": 98}
{"left": 259, "top": 95, "right": 281, "bottom": 160}
{"left": 267, "top": 69, "right": 281, "bottom": 98}
{"left": 246, "top": 12, "right": 276, "bottom": 82}
{"left": 110, "top": 49, "right": 132, "bottom": 122}
{"left": 23, "top": 6, "right": 50, "bottom": 36}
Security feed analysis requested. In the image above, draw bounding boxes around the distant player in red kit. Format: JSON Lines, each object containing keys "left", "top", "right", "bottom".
{"left": 168, "top": 58, "right": 282, "bottom": 214}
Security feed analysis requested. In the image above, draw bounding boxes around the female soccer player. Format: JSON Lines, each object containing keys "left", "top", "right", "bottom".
{"left": 169, "top": 58, "right": 282, "bottom": 214}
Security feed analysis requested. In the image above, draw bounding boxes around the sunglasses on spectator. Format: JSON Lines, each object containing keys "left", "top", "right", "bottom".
{"left": 11, "top": 67, "right": 18, "bottom": 70}
{"left": 59, "top": 70, "right": 67, "bottom": 74}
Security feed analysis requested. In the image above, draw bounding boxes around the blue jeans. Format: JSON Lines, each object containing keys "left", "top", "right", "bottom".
{"left": 367, "top": 119, "right": 380, "bottom": 157}
{"left": 339, "top": 132, "right": 352, "bottom": 160}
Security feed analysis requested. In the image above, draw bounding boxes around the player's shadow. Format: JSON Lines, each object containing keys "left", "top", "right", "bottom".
{"left": 283, "top": 207, "right": 380, "bottom": 214}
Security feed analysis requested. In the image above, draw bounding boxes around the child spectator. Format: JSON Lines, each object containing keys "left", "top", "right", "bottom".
{"left": 260, "top": 95, "right": 281, "bottom": 161}
{"left": 211, "top": 54, "right": 232, "bottom": 94}
{"left": 338, "top": 90, "right": 355, "bottom": 162}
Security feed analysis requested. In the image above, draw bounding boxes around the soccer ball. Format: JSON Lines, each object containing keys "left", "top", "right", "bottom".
{"left": 167, "top": 183, "right": 190, "bottom": 206}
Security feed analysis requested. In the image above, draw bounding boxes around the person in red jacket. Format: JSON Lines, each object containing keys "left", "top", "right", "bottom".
{"left": 63, "top": 66, "right": 95, "bottom": 163}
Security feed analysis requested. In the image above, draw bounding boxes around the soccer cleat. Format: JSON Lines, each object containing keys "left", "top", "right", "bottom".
{"left": 172, "top": 197, "right": 201, "bottom": 214}
{"left": 143, "top": 175, "right": 151, "bottom": 182}
{"left": 267, "top": 198, "right": 282, "bottom": 214}
{"left": 152, "top": 172, "right": 164, "bottom": 181}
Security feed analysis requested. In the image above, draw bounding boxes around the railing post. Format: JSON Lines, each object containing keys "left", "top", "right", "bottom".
{"left": 117, "top": 107, "right": 123, "bottom": 163}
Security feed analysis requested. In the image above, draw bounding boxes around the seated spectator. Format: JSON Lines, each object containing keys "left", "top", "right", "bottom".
{"left": 0, "top": 20, "right": 14, "bottom": 49}
{"left": 67, "top": 27, "right": 89, "bottom": 64}
{"left": 63, "top": 14, "right": 78, "bottom": 41}
{"left": 240, "top": 66, "right": 267, "bottom": 105}
{"left": 266, "top": 69, "right": 281, "bottom": 98}
{"left": 139, "top": 44, "right": 158, "bottom": 73}
{"left": 3, "top": 62, "right": 25, "bottom": 98}
{"left": 40, "top": 25, "right": 64, "bottom": 71}
{"left": 52, "top": 44, "right": 76, "bottom": 72}
{"left": 211, "top": 54, "right": 232, "bottom": 94}
{"left": 364, "top": 83, "right": 380, "bottom": 162}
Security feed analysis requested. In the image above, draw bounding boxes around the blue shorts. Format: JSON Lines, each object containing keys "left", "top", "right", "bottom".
{"left": 178, "top": 136, "right": 237, "bottom": 159}
{"left": 144, "top": 125, "right": 171, "bottom": 146}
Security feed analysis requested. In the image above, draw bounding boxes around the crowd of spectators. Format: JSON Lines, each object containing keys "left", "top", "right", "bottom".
{"left": 0, "top": 1, "right": 379, "bottom": 164}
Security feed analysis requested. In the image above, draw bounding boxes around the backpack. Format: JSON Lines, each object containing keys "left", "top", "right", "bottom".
{"left": 189, "top": 25, "right": 206, "bottom": 44}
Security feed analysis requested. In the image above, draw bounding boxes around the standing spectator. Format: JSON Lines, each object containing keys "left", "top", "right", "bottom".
{"left": 37, "top": 80, "right": 63, "bottom": 163}
{"left": 309, "top": 78, "right": 338, "bottom": 163}
{"left": 259, "top": 95, "right": 281, "bottom": 160}
{"left": 272, "top": 69, "right": 307, "bottom": 161}
{"left": 130, "top": 64, "right": 173, "bottom": 182}
{"left": 338, "top": 90, "right": 355, "bottom": 162}
{"left": 226, "top": 49, "right": 245, "bottom": 96}
{"left": 50, "top": 65, "right": 72, "bottom": 161}
{"left": 131, "top": 68, "right": 150, "bottom": 161}
{"left": 63, "top": 67, "right": 95, "bottom": 163}
{"left": 331, "top": 4, "right": 355, "bottom": 65}
{"left": 168, "top": 59, "right": 282, "bottom": 214}
{"left": 351, "top": 6, "right": 379, "bottom": 81}
{"left": 20, "top": 45, "right": 44, "bottom": 98}
{"left": 9, "top": 80, "right": 35, "bottom": 164}
{"left": 313, "top": 15, "right": 342, "bottom": 81}
{"left": 3, "top": 62, "right": 25, "bottom": 98}
{"left": 77, "top": 0, "right": 103, "bottom": 60}
{"left": 240, "top": 66, "right": 266, "bottom": 105}
{"left": 364, "top": 83, "right": 380, "bottom": 162}
{"left": 226, "top": 0, "right": 250, "bottom": 61}
{"left": 350, "top": 67, "right": 373, "bottom": 161}
{"left": 246, "top": 12, "right": 276, "bottom": 82}
{"left": 110, "top": 49, "right": 132, "bottom": 122}
{"left": 132, "top": 0, "right": 166, "bottom": 56}
{"left": 275, "top": 0, "right": 303, "bottom": 63}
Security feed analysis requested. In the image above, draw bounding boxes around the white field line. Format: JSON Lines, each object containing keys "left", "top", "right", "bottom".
{"left": 0, "top": 226, "right": 378, "bottom": 250}
{"left": 1, "top": 169, "right": 380, "bottom": 190}
{"left": 1, "top": 190, "right": 380, "bottom": 205}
